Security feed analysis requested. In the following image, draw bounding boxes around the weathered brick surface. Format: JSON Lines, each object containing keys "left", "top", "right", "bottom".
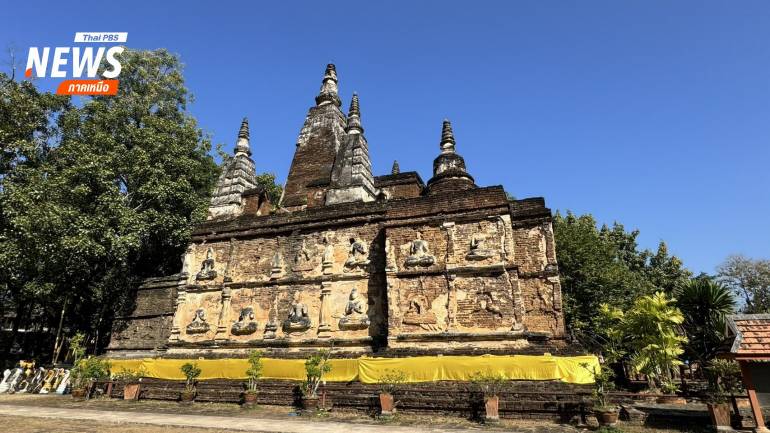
{"left": 107, "top": 378, "right": 592, "bottom": 421}
{"left": 108, "top": 66, "right": 569, "bottom": 358}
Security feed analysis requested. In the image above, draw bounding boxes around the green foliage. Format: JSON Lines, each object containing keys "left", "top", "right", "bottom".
{"left": 378, "top": 369, "right": 407, "bottom": 395}
{"left": 303, "top": 349, "right": 332, "bottom": 398}
{"left": 181, "top": 362, "right": 201, "bottom": 392}
{"left": 601, "top": 292, "right": 687, "bottom": 392}
{"left": 112, "top": 366, "right": 148, "bottom": 382}
{"left": 70, "top": 356, "right": 111, "bottom": 389}
{"left": 69, "top": 332, "right": 86, "bottom": 363}
{"left": 0, "top": 49, "right": 219, "bottom": 357}
{"left": 245, "top": 349, "right": 263, "bottom": 393}
{"left": 718, "top": 254, "right": 770, "bottom": 313}
{"left": 254, "top": 173, "right": 283, "bottom": 207}
{"left": 704, "top": 359, "right": 742, "bottom": 403}
{"left": 469, "top": 371, "right": 508, "bottom": 398}
{"left": 553, "top": 212, "right": 691, "bottom": 346}
{"left": 581, "top": 362, "right": 615, "bottom": 410}
{"left": 675, "top": 278, "right": 735, "bottom": 364}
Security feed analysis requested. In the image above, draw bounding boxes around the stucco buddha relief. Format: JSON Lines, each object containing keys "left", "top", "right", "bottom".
{"left": 186, "top": 308, "right": 210, "bottom": 334}
{"left": 344, "top": 237, "right": 370, "bottom": 272}
{"left": 196, "top": 247, "right": 217, "bottom": 281}
{"left": 338, "top": 288, "right": 370, "bottom": 330}
{"left": 283, "top": 301, "right": 312, "bottom": 332}
{"left": 322, "top": 233, "right": 334, "bottom": 275}
{"left": 404, "top": 232, "right": 435, "bottom": 267}
{"left": 466, "top": 232, "right": 495, "bottom": 261}
{"left": 231, "top": 306, "right": 258, "bottom": 336}
{"left": 270, "top": 251, "right": 285, "bottom": 279}
{"left": 292, "top": 239, "right": 315, "bottom": 272}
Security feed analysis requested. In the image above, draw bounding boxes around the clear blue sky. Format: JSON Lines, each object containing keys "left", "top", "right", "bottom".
{"left": 2, "top": 1, "right": 768, "bottom": 275}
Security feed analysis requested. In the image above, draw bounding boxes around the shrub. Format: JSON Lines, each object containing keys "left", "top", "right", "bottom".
{"left": 704, "top": 359, "right": 742, "bottom": 404}
{"left": 378, "top": 369, "right": 407, "bottom": 395}
{"left": 582, "top": 362, "right": 616, "bottom": 410}
{"left": 181, "top": 362, "right": 201, "bottom": 393}
{"left": 469, "top": 371, "right": 508, "bottom": 398}
{"left": 245, "top": 350, "right": 263, "bottom": 394}
{"left": 302, "top": 349, "right": 332, "bottom": 398}
{"left": 71, "top": 356, "right": 111, "bottom": 389}
{"left": 112, "top": 367, "right": 148, "bottom": 382}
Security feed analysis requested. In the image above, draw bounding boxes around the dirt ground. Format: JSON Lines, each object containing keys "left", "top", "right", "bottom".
{"left": 0, "top": 394, "right": 710, "bottom": 433}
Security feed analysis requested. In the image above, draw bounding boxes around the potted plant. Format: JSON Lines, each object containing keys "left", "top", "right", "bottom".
{"left": 470, "top": 371, "right": 507, "bottom": 423}
{"left": 377, "top": 369, "right": 407, "bottom": 416}
{"left": 112, "top": 367, "right": 146, "bottom": 400}
{"left": 300, "top": 349, "right": 332, "bottom": 411}
{"left": 180, "top": 362, "right": 201, "bottom": 403}
{"left": 70, "top": 356, "right": 111, "bottom": 399}
{"left": 657, "top": 379, "right": 686, "bottom": 405}
{"left": 704, "top": 359, "right": 742, "bottom": 430}
{"left": 583, "top": 362, "right": 618, "bottom": 426}
{"left": 243, "top": 350, "right": 263, "bottom": 407}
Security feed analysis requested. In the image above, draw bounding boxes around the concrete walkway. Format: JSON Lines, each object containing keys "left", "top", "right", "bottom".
{"left": 0, "top": 403, "right": 484, "bottom": 433}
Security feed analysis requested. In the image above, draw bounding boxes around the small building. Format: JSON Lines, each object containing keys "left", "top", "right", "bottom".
{"left": 725, "top": 314, "right": 770, "bottom": 432}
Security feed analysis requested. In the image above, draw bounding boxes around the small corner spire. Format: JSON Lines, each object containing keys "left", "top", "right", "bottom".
{"left": 234, "top": 117, "right": 251, "bottom": 156}
{"left": 315, "top": 63, "right": 341, "bottom": 107}
{"left": 238, "top": 117, "right": 249, "bottom": 140}
{"left": 391, "top": 160, "right": 400, "bottom": 175}
{"left": 346, "top": 92, "right": 363, "bottom": 133}
{"left": 348, "top": 92, "right": 360, "bottom": 117}
{"left": 440, "top": 118, "right": 456, "bottom": 153}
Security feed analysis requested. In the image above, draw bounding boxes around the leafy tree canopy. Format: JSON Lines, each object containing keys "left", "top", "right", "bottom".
{"left": 553, "top": 212, "right": 691, "bottom": 343}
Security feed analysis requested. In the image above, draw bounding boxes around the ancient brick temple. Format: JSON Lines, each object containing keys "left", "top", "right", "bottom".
{"left": 107, "top": 64, "right": 567, "bottom": 359}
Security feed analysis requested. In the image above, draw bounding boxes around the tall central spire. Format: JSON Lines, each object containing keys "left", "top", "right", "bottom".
{"left": 315, "top": 64, "right": 341, "bottom": 107}
{"left": 281, "top": 64, "right": 348, "bottom": 210}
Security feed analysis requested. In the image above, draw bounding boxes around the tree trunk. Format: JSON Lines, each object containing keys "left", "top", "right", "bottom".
{"left": 51, "top": 297, "right": 69, "bottom": 364}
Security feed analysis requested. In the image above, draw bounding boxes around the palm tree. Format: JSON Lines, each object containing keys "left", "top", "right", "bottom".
{"left": 675, "top": 278, "right": 735, "bottom": 366}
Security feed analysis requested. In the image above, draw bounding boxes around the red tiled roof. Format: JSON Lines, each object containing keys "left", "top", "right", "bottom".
{"left": 726, "top": 315, "right": 770, "bottom": 356}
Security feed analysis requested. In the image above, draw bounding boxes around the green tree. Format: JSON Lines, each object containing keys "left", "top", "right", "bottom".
{"left": 554, "top": 212, "right": 655, "bottom": 339}
{"left": 718, "top": 255, "right": 770, "bottom": 313}
{"left": 554, "top": 212, "right": 691, "bottom": 345}
{"left": 0, "top": 49, "right": 219, "bottom": 359}
{"left": 675, "top": 278, "right": 735, "bottom": 365}
{"left": 601, "top": 292, "right": 687, "bottom": 392}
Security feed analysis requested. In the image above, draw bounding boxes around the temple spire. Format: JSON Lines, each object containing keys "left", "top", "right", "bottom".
{"left": 391, "top": 160, "right": 400, "bottom": 175}
{"left": 440, "top": 119, "right": 456, "bottom": 154}
{"left": 346, "top": 92, "right": 363, "bottom": 133}
{"left": 234, "top": 117, "right": 251, "bottom": 156}
{"left": 427, "top": 118, "right": 475, "bottom": 195}
{"left": 325, "top": 93, "right": 376, "bottom": 205}
{"left": 315, "top": 64, "right": 341, "bottom": 107}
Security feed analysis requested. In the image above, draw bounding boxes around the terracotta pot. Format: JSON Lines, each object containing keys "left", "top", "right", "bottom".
{"left": 707, "top": 402, "right": 731, "bottom": 430}
{"left": 123, "top": 383, "right": 141, "bottom": 400}
{"left": 484, "top": 395, "right": 500, "bottom": 422}
{"left": 594, "top": 408, "right": 619, "bottom": 426}
{"left": 180, "top": 390, "right": 196, "bottom": 403}
{"left": 71, "top": 388, "right": 87, "bottom": 399}
{"left": 379, "top": 393, "right": 395, "bottom": 416}
{"left": 301, "top": 395, "right": 320, "bottom": 411}
{"left": 242, "top": 391, "right": 258, "bottom": 406}
{"left": 656, "top": 395, "right": 687, "bottom": 405}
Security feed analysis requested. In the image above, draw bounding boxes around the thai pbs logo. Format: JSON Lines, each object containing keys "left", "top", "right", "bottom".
{"left": 25, "top": 32, "right": 127, "bottom": 95}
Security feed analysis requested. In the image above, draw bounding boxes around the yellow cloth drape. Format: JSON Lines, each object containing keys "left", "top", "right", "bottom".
{"left": 109, "top": 354, "right": 598, "bottom": 384}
